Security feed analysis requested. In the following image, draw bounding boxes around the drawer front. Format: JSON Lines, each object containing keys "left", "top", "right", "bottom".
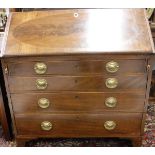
{"left": 11, "top": 93, "right": 145, "bottom": 113}
{"left": 8, "top": 75, "right": 147, "bottom": 92}
{"left": 15, "top": 113, "right": 142, "bottom": 136}
{"left": 7, "top": 59, "right": 146, "bottom": 76}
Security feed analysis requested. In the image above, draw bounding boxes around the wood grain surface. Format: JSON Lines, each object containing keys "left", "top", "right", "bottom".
{"left": 15, "top": 113, "right": 142, "bottom": 137}
{"left": 2, "top": 9, "right": 153, "bottom": 57}
{"left": 7, "top": 59, "right": 146, "bottom": 76}
{"left": 8, "top": 75, "right": 147, "bottom": 92}
{"left": 11, "top": 92, "right": 145, "bottom": 113}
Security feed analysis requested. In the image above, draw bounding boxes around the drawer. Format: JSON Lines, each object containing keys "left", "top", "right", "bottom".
{"left": 7, "top": 59, "right": 146, "bottom": 76}
{"left": 11, "top": 92, "right": 145, "bottom": 113}
{"left": 8, "top": 75, "right": 147, "bottom": 92}
{"left": 15, "top": 113, "right": 142, "bottom": 137}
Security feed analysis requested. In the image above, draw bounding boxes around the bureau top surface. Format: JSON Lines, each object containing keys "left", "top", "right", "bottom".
{"left": 2, "top": 9, "right": 154, "bottom": 57}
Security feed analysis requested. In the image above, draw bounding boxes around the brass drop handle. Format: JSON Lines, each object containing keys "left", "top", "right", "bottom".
{"left": 106, "top": 61, "right": 119, "bottom": 73}
{"left": 36, "top": 79, "right": 48, "bottom": 90}
{"left": 105, "top": 97, "right": 117, "bottom": 108}
{"left": 34, "top": 62, "right": 47, "bottom": 74}
{"left": 104, "top": 121, "right": 116, "bottom": 130}
{"left": 41, "top": 121, "right": 52, "bottom": 131}
{"left": 38, "top": 98, "right": 50, "bottom": 109}
{"left": 105, "top": 78, "right": 118, "bottom": 88}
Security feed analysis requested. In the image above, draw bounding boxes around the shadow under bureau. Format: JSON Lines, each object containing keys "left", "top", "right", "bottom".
{"left": 1, "top": 9, "right": 154, "bottom": 146}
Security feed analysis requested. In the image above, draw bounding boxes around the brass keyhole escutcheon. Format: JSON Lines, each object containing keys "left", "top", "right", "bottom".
{"left": 34, "top": 62, "right": 47, "bottom": 74}
{"left": 38, "top": 98, "right": 50, "bottom": 109}
{"left": 106, "top": 61, "right": 119, "bottom": 73}
{"left": 36, "top": 79, "right": 48, "bottom": 90}
{"left": 105, "top": 78, "right": 118, "bottom": 89}
{"left": 41, "top": 121, "right": 52, "bottom": 131}
{"left": 104, "top": 121, "right": 116, "bottom": 130}
{"left": 105, "top": 97, "right": 117, "bottom": 108}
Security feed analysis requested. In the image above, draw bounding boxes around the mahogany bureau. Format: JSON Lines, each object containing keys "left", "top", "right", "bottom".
{"left": 1, "top": 9, "right": 154, "bottom": 146}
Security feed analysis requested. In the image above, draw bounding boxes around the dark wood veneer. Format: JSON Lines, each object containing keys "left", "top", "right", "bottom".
{"left": 15, "top": 113, "right": 142, "bottom": 137}
{"left": 11, "top": 92, "right": 145, "bottom": 113}
{"left": 7, "top": 59, "right": 146, "bottom": 76}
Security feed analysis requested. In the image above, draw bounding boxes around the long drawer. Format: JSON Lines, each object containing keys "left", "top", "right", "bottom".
{"left": 11, "top": 92, "right": 145, "bottom": 113}
{"left": 7, "top": 59, "right": 146, "bottom": 76}
{"left": 8, "top": 75, "right": 147, "bottom": 92}
{"left": 15, "top": 113, "right": 142, "bottom": 137}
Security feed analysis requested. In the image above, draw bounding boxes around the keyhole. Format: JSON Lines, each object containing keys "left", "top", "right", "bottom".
{"left": 75, "top": 95, "right": 79, "bottom": 99}
{"left": 75, "top": 79, "right": 78, "bottom": 83}
{"left": 74, "top": 13, "right": 79, "bottom": 18}
{"left": 75, "top": 65, "right": 79, "bottom": 69}
{"left": 76, "top": 116, "right": 80, "bottom": 121}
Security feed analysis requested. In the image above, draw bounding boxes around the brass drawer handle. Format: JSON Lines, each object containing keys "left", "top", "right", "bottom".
{"left": 38, "top": 98, "right": 50, "bottom": 108}
{"left": 105, "top": 78, "right": 118, "bottom": 88}
{"left": 36, "top": 79, "right": 48, "bottom": 90}
{"left": 105, "top": 97, "right": 117, "bottom": 108}
{"left": 106, "top": 61, "right": 119, "bottom": 73}
{"left": 104, "top": 121, "right": 116, "bottom": 130}
{"left": 41, "top": 121, "right": 52, "bottom": 131}
{"left": 34, "top": 62, "right": 47, "bottom": 74}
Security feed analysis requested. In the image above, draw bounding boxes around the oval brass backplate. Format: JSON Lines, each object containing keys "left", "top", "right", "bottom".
{"left": 104, "top": 121, "right": 116, "bottom": 130}
{"left": 105, "top": 97, "right": 117, "bottom": 108}
{"left": 34, "top": 62, "right": 47, "bottom": 74}
{"left": 106, "top": 61, "right": 119, "bottom": 73}
{"left": 105, "top": 78, "right": 118, "bottom": 89}
{"left": 36, "top": 79, "right": 48, "bottom": 90}
{"left": 41, "top": 121, "right": 52, "bottom": 131}
{"left": 38, "top": 98, "right": 50, "bottom": 108}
